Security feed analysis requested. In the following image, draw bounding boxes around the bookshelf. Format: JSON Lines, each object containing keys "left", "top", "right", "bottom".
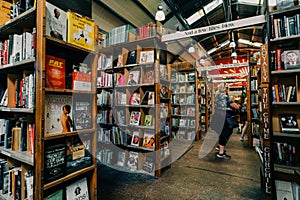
{"left": 0, "top": 1, "right": 98, "bottom": 199}
{"left": 259, "top": 5, "right": 300, "bottom": 199}
{"left": 96, "top": 32, "right": 172, "bottom": 176}
{"left": 169, "top": 62, "right": 200, "bottom": 141}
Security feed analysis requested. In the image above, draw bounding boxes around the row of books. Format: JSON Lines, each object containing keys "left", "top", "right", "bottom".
{"left": 171, "top": 117, "right": 196, "bottom": 128}
{"left": 115, "top": 67, "right": 155, "bottom": 86}
{"left": 13, "top": 73, "right": 35, "bottom": 109}
{"left": 250, "top": 93, "right": 259, "bottom": 104}
{"left": 171, "top": 83, "right": 195, "bottom": 94}
{"left": 171, "top": 94, "right": 195, "bottom": 105}
{"left": 172, "top": 130, "right": 196, "bottom": 140}
{"left": 171, "top": 72, "right": 196, "bottom": 82}
{"left": 273, "top": 141, "right": 296, "bottom": 166}
{"left": 96, "top": 110, "right": 113, "bottom": 125}
{"left": 272, "top": 84, "right": 296, "bottom": 102}
{"left": 97, "top": 149, "right": 156, "bottom": 174}
{"left": 115, "top": 90, "right": 154, "bottom": 106}
{"left": 97, "top": 71, "right": 113, "bottom": 87}
{"left": 97, "top": 90, "right": 113, "bottom": 106}
{"left": 1, "top": 162, "right": 33, "bottom": 200}
{"left": 97, "top": 54, "right": 113, "bottom": 70}
{"left": 0, "top": 30, "right": 35, "bottom": 66}
{"left": 251, "top": 79, "right": 258, "bottom": 91}
{"left": 171, "top": 106, "right": 196, "bottom": 116}
{"left": 271, "top": 13, "right": 300, "bottom": 39}
{"left": 251, "top": 122, "right": 260, "bottom": 135}
{"left": 98, "top": 127, "right": 155, "bottom": 150}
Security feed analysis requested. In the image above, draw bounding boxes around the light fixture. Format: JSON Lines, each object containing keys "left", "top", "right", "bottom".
{"left": 231, "top": 51, "right": 237, "bottom": 57}
{"left": 229, "top": 41, "right": 236, "bottom": 48}
{"left": 188, "top": 44, "right": 195, "bottom": 53}
{"left": 155, "top": 4, "right": 165, "bottom": 21}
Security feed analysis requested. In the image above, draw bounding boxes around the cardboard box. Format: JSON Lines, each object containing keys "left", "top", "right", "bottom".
{"left": 67, "top": 11, "right": 95, "bottom": 51}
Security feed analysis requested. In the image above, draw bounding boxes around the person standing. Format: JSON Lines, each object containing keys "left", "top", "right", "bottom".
{"left": 212, "top": 83, "right": 239, "bottom": 159}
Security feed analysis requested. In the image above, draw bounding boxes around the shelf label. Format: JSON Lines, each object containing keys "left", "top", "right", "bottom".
{"left": 260, "top": 44, "right": 269, "bottom": 83}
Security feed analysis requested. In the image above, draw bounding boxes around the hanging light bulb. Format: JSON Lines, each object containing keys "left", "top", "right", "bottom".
{"left": 155, "top": 4, "right": 165, "bottom": 21}
{"left": 188, "top": 44, "right": 195, "bottom": 53}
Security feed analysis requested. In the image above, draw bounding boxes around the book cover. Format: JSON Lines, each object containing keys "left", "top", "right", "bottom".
{"left": 126, "top": 50, "right": 137, "bottom": 65}
{"left": 131, "top": 131, "right": 140, "bottom": 146}
{"left": 73, "top": 98, "right": 92, "bottom": 130}
{"left": 72, "top": 72, "right": 92, "bottom": 91}
{"left": 127, "top": 70, "right": 140, "bottom": 85}
{"left": 144, "top": 115, "right": 153, "bottom": 126}
{"left": 45, "top": 55, "right": 66, "bottom": 89}
{"left": 46, "top": 2, "right": 67, "bottom": 41}
{"left": 66, "top": 177, "right": 90, "bottom": 200}
{"left": 129, "top": 111, "right": 141, "bottom": 126}
{"left": 139, "top": 50, "right": 154, "bottom": 64}
{"left": 44, "top": 189, "right": 63, "bottom": 200}
{"left": 44, "top": 140, "right": 65, "bottom": 183}
{"left": 142, "top": 156, "right": 155, "bottom": 174}
{"left": 116, "top": 109, "right": 126, "bottom": 125}
{"left": 279, "top": 114, "right": 299, "bottom": 133}
{"left": 275, "top": 180, "right": 294, "bottom": 200}
{"left": 281, "top": 50, "right": 300, "bottom": 70}
{"left": 144, "top": 67, "right": 155, "bottom": 84}
{"left": 44, "top": 94, "right": 73, "bottom": 134}
{"left": 116, "top": 151, "right": 126, "bottom": 167}
{"left": 66, "top": 135, "right": 91, "bottom": 174}
{"left": 143, "top": 131, "right": 155, "bottom": 149}
{"left": 67, "top": 11, "right": 95, "bottom": 51}
{"left": 127, "top": 151, "right": 138, "bottom": 171}
{"left": 159, "top": 64, "right": 168, "bottom": 80}
{"left": 129, "top": 91, "right": 140, "bottom": 105}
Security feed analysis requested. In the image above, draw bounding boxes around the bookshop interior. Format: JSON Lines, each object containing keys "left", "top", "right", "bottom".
{"left": 1, "top": 0, "right": 300, "bottom": 199}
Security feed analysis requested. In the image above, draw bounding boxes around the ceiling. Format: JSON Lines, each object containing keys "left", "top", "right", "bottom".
{"left": 94, "top": 0, "right": 268, "bottom": 62}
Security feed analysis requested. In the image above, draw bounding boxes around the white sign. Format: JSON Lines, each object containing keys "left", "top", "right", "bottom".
{"left": 162, "top": 15, "right": 266, "bottom": 42}
{"left": 197, "top": 62, "right": 249, "bottom": 71}
{"left": 212, "top": 78, "right": 247, "bottom": 83}
{"left": 208, "top": 72, "right": 248, "bottom": 78}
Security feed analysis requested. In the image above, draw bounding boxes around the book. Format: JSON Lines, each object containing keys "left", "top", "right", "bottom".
{"left": 44, "top": 140, "right": 65, "bottom": 183}
{"left": 73, "top": 98, "right": 92, "bottom": 130}
{"left": 279, "top": 114, "right": 299, "bottom": 133}
{"left": 281, "top": 50, "right": 300, "bottom": 70}
{"left": 66, "top": 135, "right": 92, "bottom": 174}
{"left": 140, "top": 91, "right": 154, "bottom": 105}
{"left": 72, "top": 71, "right": 92, "bottom": 91}
{"left": 127, "top": 70, "right": 140, "bottom": 85}
{"left": 45, "top": 2, "right": 67, "bottom": 41}
{"left": 45, "top": 55, "right": 66, "bottom": 89}
{"left": 66, "top": 11, "right": 95, "bottom": 51}
{"left": 66, "top": 177, "right": 89, "bottom": 200}
{"left": 144, "top": 115, "right": 152, "bottom": 126}
{"left": 4, "top": 118, "right": 15, "bottom": 149}
{"left": 126, "top": 50, "right": 137, "bottom": 65}
{"left": 116, "top": 151, "right": 126, "bottom": 167}
{"left": 144, "top": 67, "right": 155, "bottom": 84}
{"left": 275, "top": 180, "right": 294, "bottom": 200}
{"left": 116, "top": 109, "right": 126, "bottom": 125}
{"left": 44, "top": 94, "right": 73, "bottom": 134}
{"left": 129, "top": 111, "right": 141, "bottom": 126}
{"left": 127, "top": 151, "right": 138, "bottom": 171}
{"left": 142, "top": 156, "right": 155, "bottom": 173}
{"left": 139, "top": 50, "right": 154, "bottom": 64}
{"left": 44, "top": 189, "right": 63, "bottom": 200}
{"left": 131, "top": 131, "right": 140, "bottom": 146}
{"left": 142, "top": 131, "right": 155, "bottom": 149}
{"left": 129, "top": 91, "right": 140, "bottom": 105}
{"left": 159, "top": 64, "right": 168, "bottom": 80}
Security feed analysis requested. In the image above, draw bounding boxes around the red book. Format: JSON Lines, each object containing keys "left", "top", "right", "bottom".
{"left": 45, "top": 55, "right": 66, "bottom": 89}
{"left": 276, "top": 49, "right": 283, "bottom": 71}
{"left": 72, "top": 72, "right": 92, "bottom": 91}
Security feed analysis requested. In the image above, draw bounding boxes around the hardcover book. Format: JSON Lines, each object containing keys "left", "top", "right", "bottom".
{"left": 139, "top": 50, "right": 154, "bottom": 64}
{"left": 45, "top": 55, "right": 66, "bottom": 89}
{"left": 126, "top": 50, "right": 137, "bottom": 65}
{"left": 279, "top": 114, "right": 299, "bottom": 133}
{"left": 131, "top": 131, "right": 140, "bottom": 146}
{"left": 46, "top": 2, "right": 67, "bottom": 41}
{"left": 127, "top": 70, "right": 140, "bottom": 85}
{"left": 143, "top": 131, "right": 155, "bottom": 149}
{"left": 66, "top": 177, "right": 90, "bottom": 200}
{"left": 44, "top": 94, "right": 73, "bottom": 134}
{"left": 44, "top": 140, "right": 66, "bottom": 183}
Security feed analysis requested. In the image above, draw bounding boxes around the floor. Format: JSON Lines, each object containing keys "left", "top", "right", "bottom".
{"left": 97, "top": 129, "right": 265, "bottom": 200}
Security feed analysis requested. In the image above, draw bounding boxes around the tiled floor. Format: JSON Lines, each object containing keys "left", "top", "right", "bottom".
{"left": 98, "top": 130, "right": 265, "bottom": 200}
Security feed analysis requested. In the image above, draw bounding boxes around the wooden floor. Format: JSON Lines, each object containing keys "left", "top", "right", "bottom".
{"left": 97, "top": 130, "right": 265, "bottom": 200}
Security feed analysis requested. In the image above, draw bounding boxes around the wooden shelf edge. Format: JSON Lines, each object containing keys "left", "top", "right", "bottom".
{"left": 0, "top": 147, "right": 34, "bottom": 166}
{"left": 43, "top": 165, "right": 96, "bottom": 190}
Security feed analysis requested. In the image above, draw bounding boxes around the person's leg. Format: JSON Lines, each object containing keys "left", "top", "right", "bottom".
{"left": 240, "top": 121, "right": 248, "bottom": 141}
{"left": 217, "top": 124, "right": 232, "bottom": 159}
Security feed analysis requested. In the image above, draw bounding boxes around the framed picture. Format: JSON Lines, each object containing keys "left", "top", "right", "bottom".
{"left": 139, "top": 50, "right": 154, "bottom": 64}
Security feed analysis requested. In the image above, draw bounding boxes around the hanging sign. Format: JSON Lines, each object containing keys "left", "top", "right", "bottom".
{"left": 162, "top": 15, "right": 266, "bottom": 42}
{"left": 197, "top": 62, "right": 248, "bottom": 71}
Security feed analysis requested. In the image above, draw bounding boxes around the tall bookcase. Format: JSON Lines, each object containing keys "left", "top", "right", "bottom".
{"left": 0, "top": 1, "right": 98, "bottom": 199}
{"left": 169, "top": 62, "right": 200, "bottom": 141}
{"left": 96, "top": 35, "right": 172, "bottom": 177}
{"left": 259, "top": 6, "right": 300, "bottom": 199}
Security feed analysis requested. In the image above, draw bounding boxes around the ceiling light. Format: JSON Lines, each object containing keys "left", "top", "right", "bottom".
{"left": 231, "top": 51, "right": 237, "bottom": 57}
{"left": 229, "top": 41, "right": 236, "bottom": 48}
{"left": 188, "top": 44, "right": 195, "bottom": 53}
{"left": 155, "top": 4, "right": 165, "bottom": 21}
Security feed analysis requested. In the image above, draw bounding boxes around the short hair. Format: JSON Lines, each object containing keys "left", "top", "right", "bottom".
{"left": 217, "top": 83, "right": 227, "bottom": 93}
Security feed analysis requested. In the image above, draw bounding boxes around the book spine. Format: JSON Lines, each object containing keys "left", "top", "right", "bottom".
{"left": 275, "top": 49, "right": 283, "bottom": 71}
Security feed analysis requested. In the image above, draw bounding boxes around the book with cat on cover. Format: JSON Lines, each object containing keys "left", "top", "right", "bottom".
{"left": 66, "top": 177, "right": 89, "bottom": 200}
{"left": 143, "top": 131, "right": 155, "bottom": 149}
{"left": 44, "top": 94, "right": 73, "bottom": 134}
{"left": 279, "top": 114, "right": 299, "bottom": 133}
{"left": 45, "top": 55, "right": 66, "bottom": 89}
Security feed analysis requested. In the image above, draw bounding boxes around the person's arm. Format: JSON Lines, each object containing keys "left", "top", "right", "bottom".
{"left": 229, "top": 102, "right": 239, "bottom": 110}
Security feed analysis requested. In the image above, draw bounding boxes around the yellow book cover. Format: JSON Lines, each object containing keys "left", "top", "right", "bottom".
{"left": 67, "top": 11, "right": 95, "bottom": 51}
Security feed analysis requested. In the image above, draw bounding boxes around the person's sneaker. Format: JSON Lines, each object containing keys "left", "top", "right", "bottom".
{"left": 215, "top": 146, "right": 220, "bottom": 151}
{"left": 240, "top": 137, "right": 244, "bottom": 141}
{"left": 216, "top": 152, "right": 231, "bottom": 159}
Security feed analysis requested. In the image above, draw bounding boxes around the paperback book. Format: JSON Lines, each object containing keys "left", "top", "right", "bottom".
{"left": 45, "top": 55, "right": 66, "bottom": 89}
{"left": 129, "top": 111, "right": 141, "bottom": 126}
{"left": 66, "top": 177, "right": 90, "bottom": 200}
{"left": 143, "top": 131, "right": 155, "bottom": 149}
